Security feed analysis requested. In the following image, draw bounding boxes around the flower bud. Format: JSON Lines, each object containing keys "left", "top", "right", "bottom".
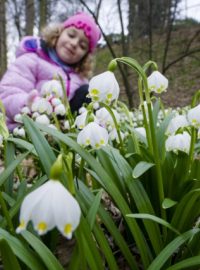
{"left": 50, "top": 154, "right": 63, "bottom": 180}
{"left": 108, "top": 59, "right": 117, "bottom": 72}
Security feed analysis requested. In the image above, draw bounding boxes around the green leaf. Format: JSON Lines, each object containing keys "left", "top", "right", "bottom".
{"left": 23, "top": 116, "right": 56, "bottom": 176}
{"left": 148, "top": 229, "right": 200, "bottom": 270}
{"left": 132, "top": 161, "right": 155, "bottom": 178}
{"left": 22, "top": 231, "right": 64, "bottom": 270}
{"left": 166, "top": 256, "right": 200, "bottom": 270}
{"left": 0, "top": 152, "right": 29, "bottom": 187}
{"left": 162, "top": 198, "right": 177, "bottom": 209}
{"left": 8, "top": 137, "right": 37, "bottom": 156}
{"left": 0, "top": 238, "right": 21, "bottom": 270}
{"left": 87, "top": 189, "right": 103, "bottom": 230}
{"left": 127, "top": 213, "right": 180, "bottom": 235}
{"left": 0, "top": 228, "right": 45, "bottom": 270}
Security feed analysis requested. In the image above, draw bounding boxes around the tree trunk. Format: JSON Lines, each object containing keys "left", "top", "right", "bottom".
{"left": 25, "top": 0, "right": 35, "bottom": 35}
{"left": 39, "top": 0, "right": 47, "bottom": 31}
{"left": 0, "top": 0, "right": 7, "bottom": 78}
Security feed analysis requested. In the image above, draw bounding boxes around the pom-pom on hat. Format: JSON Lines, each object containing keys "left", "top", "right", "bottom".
{"left": 63, "top": 12, "right": 101, "bottom": 52}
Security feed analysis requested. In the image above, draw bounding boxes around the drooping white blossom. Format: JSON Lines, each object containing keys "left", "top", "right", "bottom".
{"left": 54, "top": 104, "right": 66, "bottom": 116}
{"left": 95, "top": 107, "right": 120, "bottom": 129}
{"left": 35, "top": 114, "right": 50, "bottom": 125}
{"left": 13, "top": 127, "right": 26, "bottom": 138}
{"left": 166, "top": 115, "right": 189, "bottom": 135}
{"left": 41, "top": 80, "right": 63, "bottom": 98}
{"left": 16, "top": 180, "right": 81, "bottom": 239}
{"left": 14, "top": 114, "right": 23, "bottom": 123}
{"left": 187, "top": 104, "right": 200, "bottom": 128}
{"left": 31, "top": 98, "right": 53, "bottom": 115}
{"left": 109, "top": 128, "right": 125, "bottom": 143}
{"left": 147, "top": 71, "right": 168, "bottom": 94}
{"left": 77, "top": 122, "right": 108, "bottom": 149}
{"left": 88, "top": 71, "right": 120, "bottom": 104}
{"left": 165, "top": 131, "right": 191, "bottom": 154}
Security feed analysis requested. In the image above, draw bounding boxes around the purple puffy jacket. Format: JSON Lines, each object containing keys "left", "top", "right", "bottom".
{"left": 0, "top": 36, "right": 88, "bottom": 130}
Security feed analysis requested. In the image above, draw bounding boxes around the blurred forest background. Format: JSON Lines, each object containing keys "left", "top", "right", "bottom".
{"left": 0, "top": 0, "right": 200, "bottom": 109}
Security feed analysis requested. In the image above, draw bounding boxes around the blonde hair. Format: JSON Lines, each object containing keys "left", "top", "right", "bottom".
{"left": 41, "top": 23, "right": 94, "bottom": 78}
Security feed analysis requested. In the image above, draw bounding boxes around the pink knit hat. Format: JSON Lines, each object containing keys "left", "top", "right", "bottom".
{"left": 63, "top": 12, "right": 101, "bottom": 52}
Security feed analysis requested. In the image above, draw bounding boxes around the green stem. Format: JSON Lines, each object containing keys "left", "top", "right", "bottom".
{"left": 184, "top": 127, "right": 196, "bottom": 182}
{"left": 147, "top": 102, "right": 165, "bottom": 219}
{"left": 99, "top": 102, "right": 124, "bottom": 154}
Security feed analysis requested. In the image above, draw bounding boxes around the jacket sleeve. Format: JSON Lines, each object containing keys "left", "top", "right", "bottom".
{"left": 0, "top": 53, "right": 38, "bottom": 121}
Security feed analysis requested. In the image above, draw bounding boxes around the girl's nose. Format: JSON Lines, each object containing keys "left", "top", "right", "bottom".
{"left": 71, "top": 38, "right": 79, "bottom": 48}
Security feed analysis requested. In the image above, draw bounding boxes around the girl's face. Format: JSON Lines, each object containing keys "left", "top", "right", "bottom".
{"left": 55, "top": 27, "right": 89, "bottom": 64}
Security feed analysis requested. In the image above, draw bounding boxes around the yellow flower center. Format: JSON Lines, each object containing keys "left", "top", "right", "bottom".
{"left": 90, "top": 89, "right": 99, "bottom": 96}
{"left": 107, "top": 93, "right": 113, "bottom": 99}
{"left": 19, "top": 219, "right": 26, "bottom": 229}
{"left": 64, "top": 224, "right": 72, "bottom": 235}
{"left": 100, "top": 139, "right": 105, "bottom": 145}
{"left": 37, "top": 222, "right": 48, "bottom": 232}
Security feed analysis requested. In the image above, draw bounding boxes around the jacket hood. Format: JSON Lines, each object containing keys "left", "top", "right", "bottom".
{"left": 16, "top": 36, "right": 42, "bottom": 58}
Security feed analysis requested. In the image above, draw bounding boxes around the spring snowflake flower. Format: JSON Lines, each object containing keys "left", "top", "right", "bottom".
{"left": 77, "top": 122, "right": 108, "bottom": 149}
{"left": 109, "top": 129, "right": 125, "bottom": 143}
{"left": 135, "top": 127, "right": 146, "bottom": 138}
{"left": 21, "top": 106, "right": 31, "bottom": 115}
{"left": 54, "top": 104, "right": 66, "bottom": 116}
{"left": 31, "top": 98, "right": 53, "bottom": 115}
{"left": 187, "top": 104, "right": 200, "bottom": 128}
{"left": 75, "top": 111, "right": 97, "bottom": 130}
{"left": 95, "top": 107, "right": 120, "bottom": 129}
{"left": 14, "top": 113, "right": 23, "bottom": 123}
{"left": 41, "top": 80, "right": 63, "bottom": 98}
{"left": 147, "top": 71, "right": 168, "bottom": 94}
{"left": 88, "top": 71, "right": 120, "bottom": 104}
{"left": 166, "top": 115, "right": 189, "bottom": 135}
{"left": 35, "top": 114, "right": 50, "bottom": 125}
{"left": 16, "top": 180, "right": 81, "bottom": 239}
{"left": 13, "top": 127, "right": 26, "bottom": 138}
{"left": 165, "top": 131, "right": 191, "bottom": 154}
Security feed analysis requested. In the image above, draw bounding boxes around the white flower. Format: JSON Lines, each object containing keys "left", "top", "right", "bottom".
{"left": 166, "top": 115, "right": 189, "bottom": 135}
{"left": 147, "top": 71, "right": 168, "bottom": 94}
{"left": 41, "top": 80, "right": 63, "bottom": 98}
{"left": 13, "top": 127, "right": 26, "bottom": 138}
{"left": 16, "top": 180, "right": 81, "bottom": 239}
{"left": 187, "top": 104, "right": 200, "bottom": 128}
{"left": 63, "top": 120, "right": 70, "bottom": 130}
{"left": 54, "top": 104, "right": 66, "bottom": 116}
{"left": 77, "top": 122, "right": 108, "bottom": 149}
{"left": 165, "top": 131, "right": 191, "bottom": 154}
{"left": 75, "top": 111, "right": 88, "bottom": 129}
{"left": 51, "top": 98, "right": 62, "bottom": 107}
{"left": 21, "top": 106, "right": 31, "bottom": 115}
{"left": 35, "top": 114, "right": 50, "bottom": 125}
{"left": 93, "top": 102, "right": 100, "bottom": 110}
{"left": 88, "top": 71, "right": 120, "bottom": 104}
{"left": 109, "top": 129, "right": 124, "bottom": 143}
{"left": 78, "top": 107, "right": 87, "bottom": 114}
{"left": 32, "top": 98, "right": 53, "bottom": 115}
{"left": 95, "top": 107, "right": 120, "bottom": 129}
{"left": 135, "top": 127, "right": 146, "bottom": 138}
{"left": 14, "top": 114, "right": 23, "bottom": 123}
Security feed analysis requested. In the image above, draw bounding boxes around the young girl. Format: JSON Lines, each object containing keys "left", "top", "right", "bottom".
{"left": 0, "top": 12, "right": 101, "bottom": 130}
